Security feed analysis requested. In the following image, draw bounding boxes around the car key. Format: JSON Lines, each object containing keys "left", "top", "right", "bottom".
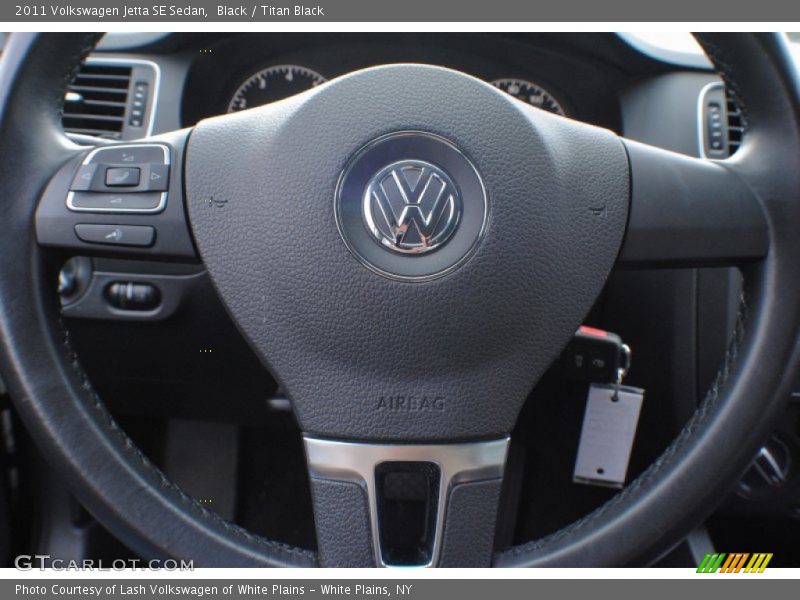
{"left": 558, "top": 325, "right": 631, "bottom": 385}
{"left": 566, "top": 326, "right": 644, "bottom": 489}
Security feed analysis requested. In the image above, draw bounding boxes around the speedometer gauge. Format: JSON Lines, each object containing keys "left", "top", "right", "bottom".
{"left": 227, "top": 65, "right": 327, "bottom": 113}
{"left": 491, "top": 78, "right": 566, "bottom": 115}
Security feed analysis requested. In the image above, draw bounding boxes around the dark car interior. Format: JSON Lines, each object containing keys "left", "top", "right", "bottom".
{"left": 0, "top": 32, "right": 799, "bottom": 568}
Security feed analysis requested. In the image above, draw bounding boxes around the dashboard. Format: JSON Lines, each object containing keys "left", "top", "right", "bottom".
{"left": 62, "top": 32, "right": 734, "bottom": 159}
{"left": 177, "top": 33, "right": 625, "bottom": 130}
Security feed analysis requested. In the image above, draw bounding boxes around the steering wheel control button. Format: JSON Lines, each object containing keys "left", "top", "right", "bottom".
{"left": 70, "top": 164, "right": 100, "bottom": 191}
{"left": 69, "top": 191, "right": 163, "bottom": 212}
{"left": 74, "top": 224, "right": 155, "bottom": 247}
{"left": 66, "top": 143, "right": 170, "bottom": 213}
{"left": 105, "top": 167, "right": 140, "bottom": 187}
{"left": 85, "top": 144, "right": 168, "bottom": 166}
{"left": 336, "top": 132, "right": 487, "bottom": 281}
{"left": 146, "top": 164, "right": 170, "bottom": 191}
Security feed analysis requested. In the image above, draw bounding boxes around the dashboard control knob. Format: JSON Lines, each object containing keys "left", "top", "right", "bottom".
{"left": 105, "top": 281, "right": 161, "bottom": 311}
{"left": 737, "top": 435, "right": 793, "bottom": 499}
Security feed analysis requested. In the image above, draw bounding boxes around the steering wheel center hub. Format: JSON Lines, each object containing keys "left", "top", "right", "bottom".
{"left": 185, "top": 63, "right": 629, "bottom": 441}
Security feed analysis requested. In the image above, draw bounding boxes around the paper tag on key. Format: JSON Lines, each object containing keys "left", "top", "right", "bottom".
{"left": 573, "top": 383, "right": 645, "bottom": 489}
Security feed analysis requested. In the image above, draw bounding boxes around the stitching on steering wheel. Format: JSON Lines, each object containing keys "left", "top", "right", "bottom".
{"left": 696, "top": 36, "right": 750, "bottom": 131}
{"left": 58, "top": 34, "right": 102, "bottom": 117}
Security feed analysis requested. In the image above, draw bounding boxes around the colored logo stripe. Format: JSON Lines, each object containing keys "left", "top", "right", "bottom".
{"left": 745, "top": 553, "right": 773, "bottom": 573}
{"left": 697, "top": 553, "right": 726, "bottom": 573}
{"left": 720, "top": 553, "right": 749, "bottom": 573}
{"left": 697, "top": 553, "right": 773, "bottom": 573}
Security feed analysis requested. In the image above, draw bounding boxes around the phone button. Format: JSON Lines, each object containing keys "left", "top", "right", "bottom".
{"left": 105, "top": 167, "right": 141, "bottom": 187}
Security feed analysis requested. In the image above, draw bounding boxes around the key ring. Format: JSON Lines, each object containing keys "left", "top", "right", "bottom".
{"left": 613, "top": 343, "right": 632, "bottom": 400}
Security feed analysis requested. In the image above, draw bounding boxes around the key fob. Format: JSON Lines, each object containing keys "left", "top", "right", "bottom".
{"left": 558, "top": 325, "right": 627, "bottom": 384}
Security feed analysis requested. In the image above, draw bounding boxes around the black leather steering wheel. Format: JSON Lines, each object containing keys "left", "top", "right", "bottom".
{"left": 0, "top": 32, "right": 799, "bottom": 567}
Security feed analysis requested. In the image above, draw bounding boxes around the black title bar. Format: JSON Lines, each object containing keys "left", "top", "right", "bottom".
{"left": 6, "top": 0, "right": 800, "bottom": 22}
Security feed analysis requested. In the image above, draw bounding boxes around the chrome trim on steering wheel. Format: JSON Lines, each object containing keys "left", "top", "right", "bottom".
{"left": 304, "top": 436, "right": 509, "bottom": 568}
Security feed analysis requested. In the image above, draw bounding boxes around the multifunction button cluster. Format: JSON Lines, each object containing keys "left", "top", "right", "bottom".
{"left": 66, "top": 144, "right": 170, "bottom": 248}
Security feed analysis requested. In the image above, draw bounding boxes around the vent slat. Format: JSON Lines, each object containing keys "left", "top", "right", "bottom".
{"left": 63, "top": 118, "right": 123, "bottom": 131}
{"left": 78, "top": 64, "right": 131, "bottom": 76}
{"left": 63, "top": 62, "right": 132, "bottom": 138}
{"left": 61, "top": 127, "right": 122, "bottom": 138}
{"left": 73, "top": 76, "right": 130, "bottom": 90}
{"left": 80, "top": 99, "right": 128, "bottom": 108}
{"left": 75, "top": 73, "right": 131, "bottom": 81}
{"left": 68, "top": 85, "right": 128, "bottom": 96}
{"left": 63, "top": 113, "right": 125, "bottom": 123}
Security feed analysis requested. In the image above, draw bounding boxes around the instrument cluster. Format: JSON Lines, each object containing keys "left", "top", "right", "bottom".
{"left": 180, "top": 34, "right": 622, "bottom": 132}
{"left": 226, "top": 64, "right": 568, "bottom": 116}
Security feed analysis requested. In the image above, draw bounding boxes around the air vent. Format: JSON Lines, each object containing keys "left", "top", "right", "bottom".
{"left": 63, "top": 63, "right": 131, "bottom": 139}
{"left": 725, "top": 88, "right": 744, "bottom": 156}
{"left": 63, "top": 59, "right": 158, "bottom": 141}
{"left": 699, "top": 83, "right": 745, "bottom": 158}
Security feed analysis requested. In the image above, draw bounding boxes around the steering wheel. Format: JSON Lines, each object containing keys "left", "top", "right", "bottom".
{"left": 0, "top": 33, "right": 798, "bottom": 567}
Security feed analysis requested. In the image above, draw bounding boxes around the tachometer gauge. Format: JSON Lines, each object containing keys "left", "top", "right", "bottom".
{"left": 227, "top": 65, "right": 327, "bottom": 113}
{"left": 491, "top": 78, "right": 566, "bottom": 115}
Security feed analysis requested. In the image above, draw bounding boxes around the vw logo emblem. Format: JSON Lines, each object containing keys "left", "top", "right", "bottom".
{"left": 335, "top": 132, "right": 487, "bottom": 282}
{"left": 363, "top": 160, "right": 461, "bottom": 254}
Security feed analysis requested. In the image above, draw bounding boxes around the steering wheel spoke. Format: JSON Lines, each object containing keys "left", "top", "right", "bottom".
{"left": 617, "top": 139, "right": 769, "bottom": 268}
{"left": 35, "top": 129, "right": 198, "bottom": 262}
{"left": 304, "top": 437, "right": 509, "bottom": 567}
